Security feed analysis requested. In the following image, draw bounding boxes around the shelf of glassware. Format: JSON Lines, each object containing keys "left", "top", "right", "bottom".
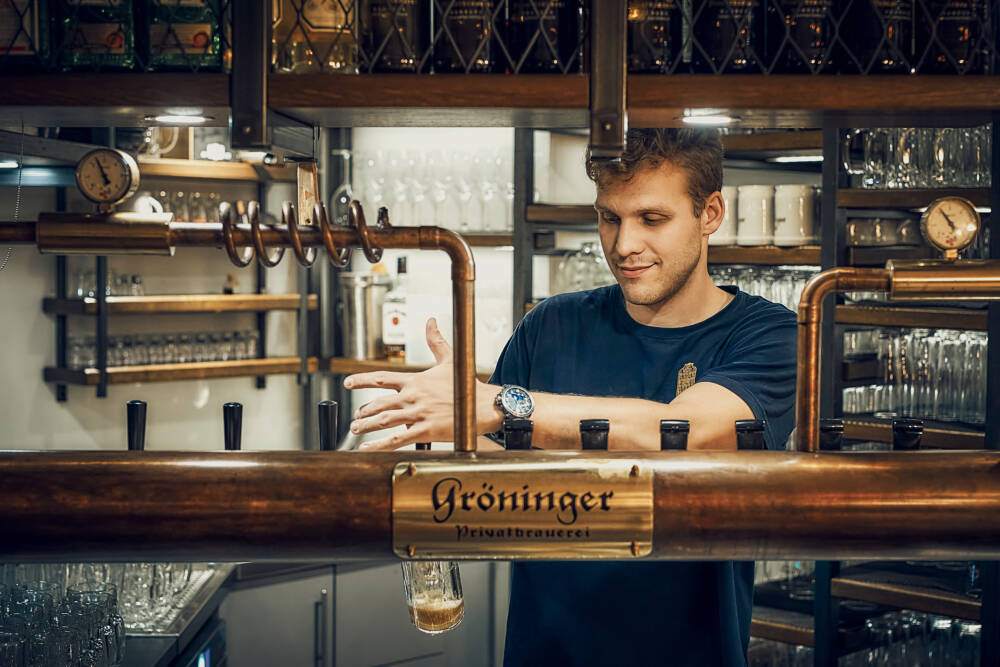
{"left": 843, "top": 417, "right": 984, "bottom": 449}
{"left": 837, "top": 188, "right": 991, "bottom": 209}
{"left": 830, "top": 565, "right": 981, "bottom": 622}
{"left": 835, "top": 305, "right": 988, "bottom": 331}
{"left": 328, "top": 357, "right": 494, "bottom": 382}
{"left": 137, "top": 158, "right": 296, "bottom": 183}
{"left": 42, "top": 294, "right": 318, "bottom": 315}
{"left": 750, "top": 605, "right": 871, "bottom": 652}
{"left": 44, "top": 357, "right": 319, "bottom": 385}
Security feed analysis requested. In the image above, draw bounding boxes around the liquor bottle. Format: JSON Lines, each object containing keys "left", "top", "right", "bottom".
{"left": 891, "top": 417, "right": 923, "bottom": 450}
{"left": 0, "top": 1, "right": 49, "bottom": 71}
{"left": 735, "top": 419, "right": 766, "bottom": 450}
{"left": 580, "top": 419, "right": 609, "bottom": 450}
{"left": 503, "top": 417, "right": 533, "bottom": 450}
{"left": 767, "top": 0, "right": 837, "bottom": 73}
{"left": 127, "top": 399, "right": 147, "bottom": 451}
{"left": 272, "top": 0, "right": 358, "bottom": 73}
{"left": 847, "top": 0, "right": 913, "bottom": 73}
{"left": 692, "top": 0, "right": 766, "bottom": 73}
{"left": 919, "top": 0, "right": 989, "bottom": 74}
{"left": 505, "top": 0, "right": 582, "bottom": 73}
{"left": 627, "top": 0, "right": 680, "bottom": 73}
{"left": 58, "top": 0, "right": 136, "bottom": 70}
{"left": 659, "top": 419, "right": 689, "bottom": 450}
{"left": 818, "top": 418, "right": 844, "bottom": 451}
{"left": 432, "top": 0, "right": 493, "bottom": 72}
{"left": 382, "top": 256, "right": 408, "bottom": 362}
{"left": 362, "top": 0, "right": 430, "bottom": 72}
{"left": 146, "top": 0, "right": 222, "bottom": 71}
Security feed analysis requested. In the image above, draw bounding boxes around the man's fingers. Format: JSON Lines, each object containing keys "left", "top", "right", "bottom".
{"left": 350, "top": 409, "right": 416, "bottom": 435}
{"left": 343, "top": 370, "right": 408, "bottom": 391}
{"left": 353, "top": 394, "right": 403, "bottom": 420}
{"left": 426, "top": 317, "right": 453, "bottom": 366}
{"left": 357, "top": 427, "right": 429, "bottom": 451}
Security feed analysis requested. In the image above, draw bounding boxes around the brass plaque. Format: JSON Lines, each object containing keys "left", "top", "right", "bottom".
{"left": 392, "top": 459, "right": 653, "bottom": 559}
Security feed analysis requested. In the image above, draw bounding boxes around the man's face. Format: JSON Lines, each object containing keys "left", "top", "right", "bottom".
{"left": 595, "top": 162, "right": 711, "bottom": 308}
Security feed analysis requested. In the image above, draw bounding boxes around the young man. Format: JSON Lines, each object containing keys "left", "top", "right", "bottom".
{"left": 345, "top": 128, "right": 797, "bottom": 665}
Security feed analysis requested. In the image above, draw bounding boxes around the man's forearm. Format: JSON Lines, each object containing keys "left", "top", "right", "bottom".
{"left": 478, "top": 381, "right": 749, "bottom": 451}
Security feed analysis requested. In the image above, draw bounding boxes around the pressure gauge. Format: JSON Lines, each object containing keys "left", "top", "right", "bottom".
{"left": 75, "top": 148, "right": 140, "bottom": 212}
{"left": 919, "top": 196, "right": 980, "bottom": 260}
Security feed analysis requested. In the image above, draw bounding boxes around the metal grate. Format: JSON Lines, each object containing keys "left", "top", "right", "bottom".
{"left": 0, "top": 1, "right": 996, "bottom": 74}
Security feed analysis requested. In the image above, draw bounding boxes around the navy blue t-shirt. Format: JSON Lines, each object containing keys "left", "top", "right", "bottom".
{"left": 491, "top": 284, "right": 797, "bottom": 667}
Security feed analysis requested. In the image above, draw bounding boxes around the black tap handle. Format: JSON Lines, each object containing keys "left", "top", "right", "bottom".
{"left": 223, "top": 402, "right": 242, "bottom": 450}
{"left": 318, "top": 400, "right": 338, "bottom": 451}
{"left": 127, "top": 400, "right": 147, "bottom": 451}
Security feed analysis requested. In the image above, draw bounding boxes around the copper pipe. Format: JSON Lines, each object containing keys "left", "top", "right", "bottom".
{"left": 0, "top": 216, "right": 479, "bottom": 452}
{"left": 3, "top": 450, "right": 1000, "bottom": 561}
{"left": 796, "top": 268, "right": 890, "bottom": 452}
{"left": 888, "top": 259, "right": 1000, "bottom": 300}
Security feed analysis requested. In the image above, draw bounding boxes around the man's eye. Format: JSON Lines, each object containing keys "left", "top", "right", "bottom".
{"left": 644, "top": 216, "right": 667, "bottom": 225}
{"left": 601, "top": 214, "right": 620, "bottom": 224}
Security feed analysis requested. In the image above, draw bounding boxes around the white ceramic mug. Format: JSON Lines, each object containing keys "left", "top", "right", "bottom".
{"left": 772, "top": 184, "right": 815, "bottom": 246}
{"left": 710, "top": 186, "right": 738, "bottom": 245}
{"left": 737, "top": 185, "right": 774, "bottom": 246}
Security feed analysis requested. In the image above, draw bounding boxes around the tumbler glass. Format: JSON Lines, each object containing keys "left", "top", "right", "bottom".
{"left": 399, "top": 561, "right": 463, "bottom": 634}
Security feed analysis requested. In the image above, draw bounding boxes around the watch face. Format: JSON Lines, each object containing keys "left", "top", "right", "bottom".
{"left": 502, "top": 386, "right": 533, "bottom": 418}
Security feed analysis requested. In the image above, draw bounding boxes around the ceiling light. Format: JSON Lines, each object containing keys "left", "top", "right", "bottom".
{"left": 0, "top": 160, "right": 19, "bottom": 169}
{"left": 767, "top": 155, "right": 824, "bottom": 164}
{"left": 680, "top": 114, "right": 738, "bottom": 126}
{"left": 144, "top": 114, "right": 214, "bottom": 125}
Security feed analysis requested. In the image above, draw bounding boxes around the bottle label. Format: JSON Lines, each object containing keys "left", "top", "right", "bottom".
{"left": 383, "top": 303, "right": 407, "bottom": 346}
{"left": 873, "top": 0, "right": 913, "bottom": 21}
{"left": 933, "top": 0, "right": 985, "bottom": 21}
{"left": 780, "top": 0, "right": 832, "bottom": 19}
{"left": 0, "top": 0, "right": 38, "bottom": 55}
{"left": 302, "top": 0, "right": 350, "bottom": 31}
{"left": 66, "top": 24, "right": 127, "bottom": 54}
{"left": 151, "top": 23, "right": 214, "bottom": 54}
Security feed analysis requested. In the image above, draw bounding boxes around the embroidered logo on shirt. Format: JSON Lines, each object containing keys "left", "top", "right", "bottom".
{"left": 676, "top": 362, "right": 697, "bottom": 395}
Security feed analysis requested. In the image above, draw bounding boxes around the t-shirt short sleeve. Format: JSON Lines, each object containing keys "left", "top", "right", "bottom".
{"left": 697, "top": 302, "right": 798, "bottom": 450}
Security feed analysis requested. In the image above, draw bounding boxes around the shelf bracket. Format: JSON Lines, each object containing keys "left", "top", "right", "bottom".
{"left": 588, "top": 0, "right": 627, "bottom": 161}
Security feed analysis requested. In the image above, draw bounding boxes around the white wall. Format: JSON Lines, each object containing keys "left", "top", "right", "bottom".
{"left": 0, "top": 181, "right": 307, "bottom": 452}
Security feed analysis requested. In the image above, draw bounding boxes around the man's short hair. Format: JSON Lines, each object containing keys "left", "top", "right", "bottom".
{"left": 586, "top": 128, "right": 724, "bottom": 216}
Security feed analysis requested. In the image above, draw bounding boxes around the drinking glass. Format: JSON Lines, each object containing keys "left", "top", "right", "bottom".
{"left": 0, "top": 631, "right": 24, "bottom": 667}
{"left": 399, "top": 561, "right": 463, "bottom": 634}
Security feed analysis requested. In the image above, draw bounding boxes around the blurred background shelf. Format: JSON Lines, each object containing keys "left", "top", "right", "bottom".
{"left": 831, "top": 567, "right": 981, "bottom": 621}
{"left": 844, "top": 417, "right": 984, "bottom": 449}
{"left": 44, "top": 357, "right": 318, "bottom": 385}
{"left": 838, "top": 188, "right": 990, "bottom": 209}
{"left": 707, "top": 245, "right": 820, "bottom": 265}
{"left": 43, "top": 294, "right": 317, "bottom": 315}
{"left": 138, "top": 158, "right": 295, "bottom": 183}
{"left": 835, "top": 305, "right": 988, "bottom": 331}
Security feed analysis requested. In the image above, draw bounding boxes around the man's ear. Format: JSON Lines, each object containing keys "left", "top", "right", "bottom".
{"left": 701, "top": 190, "right": 726, "bottom": 236}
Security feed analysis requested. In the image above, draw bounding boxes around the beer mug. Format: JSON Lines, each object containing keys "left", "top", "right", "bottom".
{"left": 736, "top": 185, "right": 774, "bottom": 246}
{"left": 400, "top": 560, "right": 464, "bottom": 634}
{"left": 710, "top": 185, "right": 738, "bottom": 246}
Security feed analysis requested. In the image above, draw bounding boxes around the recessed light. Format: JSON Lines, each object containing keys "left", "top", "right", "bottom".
{"left": 0, "top": 160, "right": 19, "bottom": 169}
{"left": 144, "top": 114, "right": 215, "bottom": 125}
{"left": 681, "top": 114, "right": 738, "bottom": 126}
{"left": 767, "top": 155, "right": 825, "bottom": 163}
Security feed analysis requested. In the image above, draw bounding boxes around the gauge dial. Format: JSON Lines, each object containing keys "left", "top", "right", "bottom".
{"left": 75, "top": 149, "right": 140, "bottom": 209}
{"left": 920, "top": 196, "right": 980, "bottom": 258}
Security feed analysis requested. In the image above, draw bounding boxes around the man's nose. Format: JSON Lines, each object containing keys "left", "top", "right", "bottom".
{"left": 614, "top": 218, "right": 646, "bottom": 258}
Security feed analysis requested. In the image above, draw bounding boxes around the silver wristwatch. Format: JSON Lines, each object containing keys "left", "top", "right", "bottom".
{"left": 494, "top": 384, "right": 534, "bottom": 420}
